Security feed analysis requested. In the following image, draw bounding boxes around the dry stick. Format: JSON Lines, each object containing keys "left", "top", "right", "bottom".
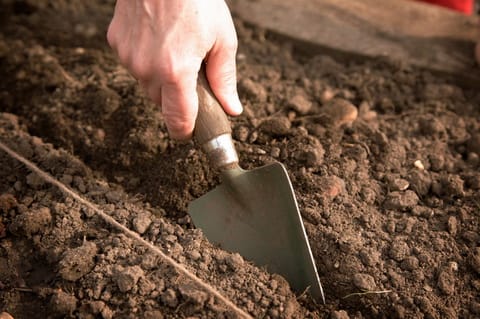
{"left": 0, "top": 140, "right": 252, "bottom": 319}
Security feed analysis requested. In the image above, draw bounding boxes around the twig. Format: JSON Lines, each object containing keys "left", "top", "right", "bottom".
{"left": 0, "top": 140, "right": 252, "bottom": 319}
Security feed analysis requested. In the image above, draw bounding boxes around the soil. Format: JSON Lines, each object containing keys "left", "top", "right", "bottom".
{"left": 1, "top": 1, "right": 480, "bottom": 318}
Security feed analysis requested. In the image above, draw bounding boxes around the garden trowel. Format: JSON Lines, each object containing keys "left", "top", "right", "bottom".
{"left": 188, "top": 67, "right": 325, "bottom": 303}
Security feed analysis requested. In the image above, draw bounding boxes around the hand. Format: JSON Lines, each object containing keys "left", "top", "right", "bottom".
{"left": 107, "top": 0, "right": 243, "bottom": 140}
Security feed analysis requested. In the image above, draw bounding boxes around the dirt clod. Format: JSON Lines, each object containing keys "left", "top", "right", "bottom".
{"left": 59, "top": 241, "right": 98, "bottom": 281}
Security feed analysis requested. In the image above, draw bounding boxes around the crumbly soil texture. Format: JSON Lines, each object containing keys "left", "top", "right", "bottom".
{"left": 1, "top": 1, "right": 480, "bottom": 318}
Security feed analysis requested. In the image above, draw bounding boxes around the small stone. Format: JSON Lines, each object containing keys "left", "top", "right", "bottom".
{"left": 319, "top": 86, "right": 336, "bottom": 103}
{"left": 115, "top": 265, "right": 144, "bottom": 292}
{"left": 133, "top": 213, "right": 152, "bottom": 234}
{"left": 288, "top": 94, "right": 312, "bottom": 114}
{"left": 447, "top": 216, "right": 458, "bottom": 236}
{"left": 270, "top": 147, "right": 281, "bottom": 158}
{"left": 319, "top": 98, "right": 358, "bottom": 127}
{"left": 188, "top": 250, "right": 201, "bottom": 261}
{"left": 389, "top": 178, "right": 409, "bottom": 191}
{"left": 383, "top": 190, "right": 419, "bottom": 210}
{"left": 414, "top": 160, "right": 425, "bottom": 170}
{"left": 259, "top": 116, "right": 291, "bottom": 136}
{"left": 352, "top": 273, "right": 376, "bottom": 291}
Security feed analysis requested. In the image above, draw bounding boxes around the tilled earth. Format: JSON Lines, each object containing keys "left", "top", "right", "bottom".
{"left": 1, "top": 1, "right": 480, "bottom": 318}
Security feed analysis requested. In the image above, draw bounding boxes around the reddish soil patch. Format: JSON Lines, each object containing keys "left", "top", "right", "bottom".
{"left": 1, "top": 1, "right": 480, "bottom": 318}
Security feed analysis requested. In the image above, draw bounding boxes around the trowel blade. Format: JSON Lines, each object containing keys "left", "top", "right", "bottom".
{"left": 188, "top": 162, "right": 325, "bottom": 303}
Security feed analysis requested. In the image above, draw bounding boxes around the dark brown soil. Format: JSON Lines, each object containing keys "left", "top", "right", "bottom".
{"left": 1, "top": 1, "right": 480, "bottom": 318}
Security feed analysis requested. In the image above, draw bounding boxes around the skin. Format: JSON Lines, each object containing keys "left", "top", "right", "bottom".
{"left": 107, "top": 0, "right": 243, "bottom": 140}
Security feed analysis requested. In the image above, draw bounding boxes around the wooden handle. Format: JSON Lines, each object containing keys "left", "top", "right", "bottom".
{"left": 194, "top": 65, "right": 232, "bottom": 145}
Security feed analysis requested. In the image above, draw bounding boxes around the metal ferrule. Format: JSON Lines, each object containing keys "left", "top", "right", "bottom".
{"left": 202, "top": 133, "right": 239, "bottom": 170}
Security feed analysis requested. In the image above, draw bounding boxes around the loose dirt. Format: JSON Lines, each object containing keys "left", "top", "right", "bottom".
{"left": 1, "top": 1, "right": 479, "bottom": 318}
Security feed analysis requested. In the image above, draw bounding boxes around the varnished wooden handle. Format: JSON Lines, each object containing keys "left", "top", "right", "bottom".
{"left": 194, "top": 65, "right": 232, "bottom": 145}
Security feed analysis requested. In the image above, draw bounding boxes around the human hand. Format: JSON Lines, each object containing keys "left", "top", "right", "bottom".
{"left": 107, "top": 0, "right": 243, "bottom": 140}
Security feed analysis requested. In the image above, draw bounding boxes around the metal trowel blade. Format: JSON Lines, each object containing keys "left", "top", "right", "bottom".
{"left": 188, "top": 162, "right": 325, "bottom": 303}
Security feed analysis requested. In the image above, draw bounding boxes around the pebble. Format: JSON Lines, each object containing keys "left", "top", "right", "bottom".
{"left": 288, "top": 94, "right": 312, "bottom": 114}
{"left": 383, "top": 190, "right": 419, "bottom": 210}
{"left": 447, "top": 216, "right": 458, "bottom": 236}
{"left": 270, "top": 147, "right": 281, "bottom": 158}
{"left": 319, "top": 98, "right": 358, "bottom": 127}
{"left": 389, "top": 178, "right": 409, "bottom": 191}
{"left": 352, "top": 273, "right": 376, "bottom": 291}
{"left": 259, "top": 116, "right": 291, "bottom": 136}
{"left": 414, "top": 160, "right": 425, "bottom": 170}
{"left": 115, "top": 265, "right": 144, "bottom": 292}
{"left": 133, "top": 213, "right": 152, "bottom": 234}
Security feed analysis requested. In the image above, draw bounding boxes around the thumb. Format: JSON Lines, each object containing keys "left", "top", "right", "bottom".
{"left": 206, "top": 43, "right": 243, "bottom": 116}
{"left": 161, "top": 75, "right": 199, "bottom": 140}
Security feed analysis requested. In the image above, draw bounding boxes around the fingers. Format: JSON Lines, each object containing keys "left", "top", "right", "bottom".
{"left": 206, "top": 37, "right": 243, "bottom": 117}
{"left": 161, "top": 72, "right": 199, "bottom": 140}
